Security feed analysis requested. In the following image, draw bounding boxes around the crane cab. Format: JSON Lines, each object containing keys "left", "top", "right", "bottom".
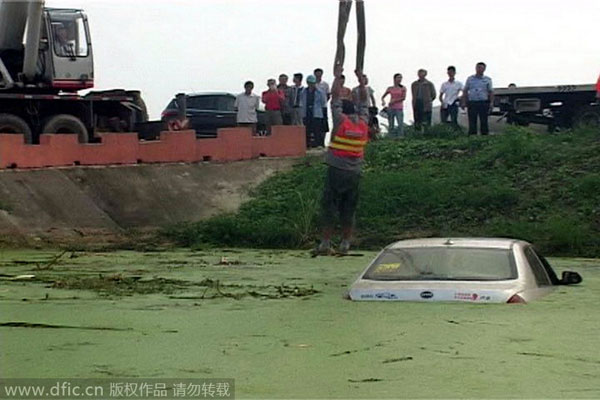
{"left": 41, "top": 8, "right": 94, "bottom": 91}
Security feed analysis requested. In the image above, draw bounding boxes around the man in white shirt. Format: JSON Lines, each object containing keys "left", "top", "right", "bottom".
{"left": 439, "top": 66, "right": 463, "bottom": 128}
{"left": 234, "top": 81, "right": 260, "bottom": 134}
{"left": 314, "top": 68, "right": 331, "bottom": 134}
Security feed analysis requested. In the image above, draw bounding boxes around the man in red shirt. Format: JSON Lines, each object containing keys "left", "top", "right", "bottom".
{"left": 596, "top": 74, "right": 600, "bottom": 101}
{"left": 314, "top": 98, "right": 370, "bottom": 255}
{"left": 261, "top": 79, "right": 285, "bottom": 134}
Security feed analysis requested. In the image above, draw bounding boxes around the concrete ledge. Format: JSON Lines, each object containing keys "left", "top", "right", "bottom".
{"left": 0, "top": 126, "right": 306, "bottom": 169}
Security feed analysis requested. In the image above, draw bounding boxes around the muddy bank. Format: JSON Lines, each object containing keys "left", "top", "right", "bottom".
{"left": 0, "top": 158, "right": 301, "bottom": 246}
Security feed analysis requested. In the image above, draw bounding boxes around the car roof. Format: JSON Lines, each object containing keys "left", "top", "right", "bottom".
{"left": 386, "top": 237, "right": 529, "bottom": 250}
{"left": 184, "top": 92, "right": 235, "bottom": 98}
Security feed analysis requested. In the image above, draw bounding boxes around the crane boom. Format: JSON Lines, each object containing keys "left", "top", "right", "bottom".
{"left": 0, "top": 0, "right": 44, "bottom": 81}
{"left": 22, "top": 0, "right": 44, "bottom": 80}
{"left": 0, "top": 0, "right": 30, "bottom": 50}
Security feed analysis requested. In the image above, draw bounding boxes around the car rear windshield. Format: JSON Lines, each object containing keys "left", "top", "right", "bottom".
{"left": 363, "top": 247, "right": 517, "bottom": 281}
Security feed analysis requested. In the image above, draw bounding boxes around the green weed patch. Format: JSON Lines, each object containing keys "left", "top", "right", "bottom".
{"left": 164, "top": 126, "right": 600, "bottom": 256}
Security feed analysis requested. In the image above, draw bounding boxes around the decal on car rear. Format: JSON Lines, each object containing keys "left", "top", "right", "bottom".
{"left": 375, "top": 292, "right": 398, "bottom": 300}
{"left": 454, "top": 292, "right": 492, "bottom": 301}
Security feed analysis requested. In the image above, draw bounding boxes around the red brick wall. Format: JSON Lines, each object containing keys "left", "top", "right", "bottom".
{"left": 0, "top": 126, "right": 306, "bottom": 169}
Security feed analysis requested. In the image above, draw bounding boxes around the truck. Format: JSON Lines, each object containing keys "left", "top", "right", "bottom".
{"left": 0, "top": 0, "right": 147, "bottom": 144}
{"left": 493, "top": 84, "right": 599, "bottom": 132}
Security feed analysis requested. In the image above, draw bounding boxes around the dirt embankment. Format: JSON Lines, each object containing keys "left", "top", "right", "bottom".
{"left": 0, "top": 158, "right": 300, "bottom": 246}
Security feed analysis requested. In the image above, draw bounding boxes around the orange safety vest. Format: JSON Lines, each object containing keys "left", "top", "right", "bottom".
{"left": 329, "top": 115, "right": 369, "bottom": 158}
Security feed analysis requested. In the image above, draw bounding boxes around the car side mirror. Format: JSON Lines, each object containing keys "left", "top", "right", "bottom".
{"left": 560, "top": 271, "right": 582, "bottom": 285}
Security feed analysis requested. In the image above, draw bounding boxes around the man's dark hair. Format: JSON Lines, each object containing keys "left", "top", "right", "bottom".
{"left": 477, "top": 62, "right": 486, "bottom": 68}
{"left": 293, "top": 73, "right": 303, "bottom": 80}
{"left": 447, "top": 66, "right": 456, "bottom": 72}
{"left": 244, "top": 81, "right": 254, "bottom": 88}
{"left": 314, "top": 68, "right": 323, "bottom": 74}
{"left": 393, "top": 73, "right": 402, "bottom": 79}
{"left": 279, "top": 73, "right": 288, "bottom": 79}
{"left": 342, "top": 100, "right": 356, "bottom": 115}
{"left": 418, "top": 69, "right": 427, "bottom": 74}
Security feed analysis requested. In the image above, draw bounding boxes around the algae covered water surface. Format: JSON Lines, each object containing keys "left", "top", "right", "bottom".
{"left": 1, "top": 249, "right": 599, "bottom": 399}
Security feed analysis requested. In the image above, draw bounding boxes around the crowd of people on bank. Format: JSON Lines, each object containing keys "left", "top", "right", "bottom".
{"left": 234, "top": 62, "right": 496, "bottom": 147}
{"left": 234, "top": 66, "right": 599, "bottom": 255}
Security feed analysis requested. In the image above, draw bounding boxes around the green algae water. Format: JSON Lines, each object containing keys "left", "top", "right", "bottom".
{"left": 1, "top": 249, "right": 599, "bottom": 399}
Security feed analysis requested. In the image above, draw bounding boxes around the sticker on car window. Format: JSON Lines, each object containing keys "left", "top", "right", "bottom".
{"left": 375, "top": 263, "right": 402, "bottom": 272}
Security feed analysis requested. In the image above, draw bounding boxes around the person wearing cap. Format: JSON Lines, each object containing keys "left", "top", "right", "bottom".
{"left": 300, "top": 74, "right": 328, "bottom": 148}
{"left": 314, "top": 99, "right": 370, "bottom": 255}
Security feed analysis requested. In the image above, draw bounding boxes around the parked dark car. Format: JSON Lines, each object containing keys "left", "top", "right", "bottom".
{"left": 161, "top": 92, "right": 267, "bottom": 137}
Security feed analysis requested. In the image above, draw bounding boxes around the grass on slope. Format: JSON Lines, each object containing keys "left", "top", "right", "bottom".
{"left": 164, "top": 125, "right": 600, "bottom": 257}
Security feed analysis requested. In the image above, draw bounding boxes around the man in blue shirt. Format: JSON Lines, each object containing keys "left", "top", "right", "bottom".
{"left": 462, "top": 62, "right": 494, "bottom": 135}
{"left": 300, "top": 75, "right": 328, "bottom": 148}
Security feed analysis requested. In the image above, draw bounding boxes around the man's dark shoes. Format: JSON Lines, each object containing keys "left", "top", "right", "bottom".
{"left": 311, "top": 240, "right": 334, "bottom": 256}
{"left": 338, "top": 239, "right": 351, "bottom": 255}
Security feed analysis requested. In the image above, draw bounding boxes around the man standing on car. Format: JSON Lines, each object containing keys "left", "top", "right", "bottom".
{"left": 314, "top": 99, "right": 369, "bottom": 255}
{"left": 234, "top": 81, "right": 260, "bottom": 134}
{"left": 462, "top": 62, "right": 494, "bottom": 135}
{"left": 262, "top": 79, "right": 285, "bottom": 134}
{"left": 411, "top": 69, "right": 436, "bottom": 131}
{"left": 277, "top": 74, "right": 293, "bottom": 125}
{"left": 439, "top": 66, "right": 463, "bottom": 129}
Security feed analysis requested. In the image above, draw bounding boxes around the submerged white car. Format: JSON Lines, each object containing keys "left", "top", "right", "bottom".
{"left": 349, "top": 238, "right": 582, "bottom": 303}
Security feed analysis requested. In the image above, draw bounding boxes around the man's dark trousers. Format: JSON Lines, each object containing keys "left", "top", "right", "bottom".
{"left": 467, "top": 101, "right": 490, "bottom": 135}
{"left": 441, "top": 102, "right": 459, "bottom": 127}
{"left": 414, "top": 101, "right": 432, "bottom": 131}
{"left": 304, "top": 117, "right": 324, "bottom": 148}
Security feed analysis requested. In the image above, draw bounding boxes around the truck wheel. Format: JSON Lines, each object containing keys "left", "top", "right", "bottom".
{"left": 0, "top": 114, "right": 33, "bottom": 144}
{"left": 42, "top": 114, "right": 89, "bottom": 143}
{"left": 573, "top": 105, "right": 600, "bottom": 128}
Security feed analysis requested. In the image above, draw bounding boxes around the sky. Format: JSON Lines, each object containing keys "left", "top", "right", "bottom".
{"left": 47, "top": 0, "right": 600, "bottom": 120}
